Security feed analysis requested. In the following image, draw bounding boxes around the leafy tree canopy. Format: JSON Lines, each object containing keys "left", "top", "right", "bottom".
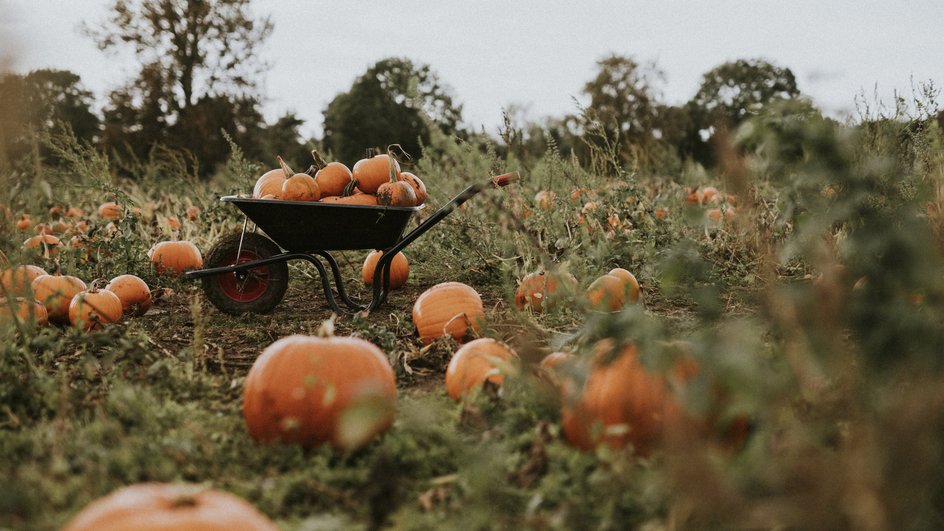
{"left": 322, "top": 57, "right": 464, "bottom": 165}
{"left": 690, "top": 58, "right": 801, "bottom": 131}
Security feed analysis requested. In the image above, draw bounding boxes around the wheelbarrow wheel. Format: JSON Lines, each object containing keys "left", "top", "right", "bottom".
{"left": 202, "top": 231, "right": 288, "bottom": 315}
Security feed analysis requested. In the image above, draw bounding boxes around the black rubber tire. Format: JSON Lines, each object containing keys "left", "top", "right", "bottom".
{"left": 201, "top": 231, "right": 289, "bottom": 315}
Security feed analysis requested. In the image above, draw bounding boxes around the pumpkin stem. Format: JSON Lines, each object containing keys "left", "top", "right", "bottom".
{"left": 341, "top": 179, "right": 359, "bottom": 197}
{"left": 310, "top": 149, "right": 328, "bottom": 170}
{"left": 90, "top": 278, "right": 108, "bottom": 291}
{"left": 277, "top": 155, "right": 295, "bottom": 178}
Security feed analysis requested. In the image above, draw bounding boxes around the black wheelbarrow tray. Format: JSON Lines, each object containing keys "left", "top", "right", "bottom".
{"left": 183, "top": 172, "right": 516, "bottom": 315}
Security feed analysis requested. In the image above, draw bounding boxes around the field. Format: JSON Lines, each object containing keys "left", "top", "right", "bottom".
{"left": 3, "top": 105, "right": 944, "bottom": 530}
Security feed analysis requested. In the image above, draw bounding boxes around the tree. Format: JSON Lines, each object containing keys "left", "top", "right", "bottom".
{"left": 685, "top": 58, "right": 801, "bottom": 166}
{"left": 581, "top": 54, "right": 666, "bottom": 167}
{"left": 87, "top": 0, "right": 276, "bottom": 175}
{"left": 322, "top": 57, "right": 464, "bottom": 165}
{"left": 0, "top": 69, "right": 100, "bottom": 164}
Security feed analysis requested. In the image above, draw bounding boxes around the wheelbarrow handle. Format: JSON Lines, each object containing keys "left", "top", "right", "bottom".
{"left": 491, "top": 172, "right": 518, "bottom": 188}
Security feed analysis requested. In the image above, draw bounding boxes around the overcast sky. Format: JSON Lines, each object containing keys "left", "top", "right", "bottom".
{"left": 4, "top": 1, "right": 943, "bottom": 138}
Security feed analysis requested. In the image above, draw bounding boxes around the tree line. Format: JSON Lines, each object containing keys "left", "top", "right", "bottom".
{"left": 1, "top": 0, "right": 813, "bottom": 178}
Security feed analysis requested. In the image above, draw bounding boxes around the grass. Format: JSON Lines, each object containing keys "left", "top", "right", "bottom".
{"left": 2, "top": 100, "right": 944, "bottom": 529}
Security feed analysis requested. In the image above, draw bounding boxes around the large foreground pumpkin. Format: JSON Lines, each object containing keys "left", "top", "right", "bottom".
{"left": 561, "top": 342, "right": 690, "bottom": 456}
{"left": 412, "top": 282, "right": 484, "bottom": 344}
{"left": 62, "top": 482, "right": 277, "bottom": 531}
{"left": 445, "top": 338, "right": 519, "bottom": 400}
{"left": 243, "top": 335, "right": 397, "bottom": 450}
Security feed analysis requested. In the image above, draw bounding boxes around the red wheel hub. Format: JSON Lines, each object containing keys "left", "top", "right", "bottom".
{"left": 216, "top": 249, "right": 270, "bottom": 302}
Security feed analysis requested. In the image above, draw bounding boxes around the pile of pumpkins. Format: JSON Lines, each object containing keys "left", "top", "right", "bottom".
{"left": 252, "top": 150, "right": 427, "bottom": 208}
{"left": 686, "top": 185, "right": 737, "bottom": 226}
{"left": 1, "top": 238, "right": 204, "bottom": 331}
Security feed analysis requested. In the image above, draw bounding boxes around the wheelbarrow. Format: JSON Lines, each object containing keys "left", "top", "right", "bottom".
{"left": 184, "top": 172, "right": 516, "bottom": 315}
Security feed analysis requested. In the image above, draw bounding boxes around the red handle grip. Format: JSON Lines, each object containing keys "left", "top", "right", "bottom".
{"left": 490, "top": 172, "right": 518, "bottom": 187}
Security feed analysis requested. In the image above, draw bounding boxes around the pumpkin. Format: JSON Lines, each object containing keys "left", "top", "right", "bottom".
{"left": 69, "top": 287, "right": 123, "bottom": 330}
{"left": 97, "top": 201, "right": 122, "bottom": 220}
{"left": 252, "top": 156, "right": 294, "bottom": 199}
{"left": 586, "top": 273, "right": 627, "bottom": 312}
{"left": 64, "top": 206, "right": 85, "bottom": 218}
{"left": 16, "top": 214, "right": 32, "bottom": 230}
{"left": 23, "top": 234, "right": 62, "bottom": 258}
{"left": 311, "top": 149, "right": 353, "bottom": 197}
{"left": 243, "top": 335, "right": 397, "bottom": 450}
{"left": 534, "top": 190, "right": 555, "bottom": 210}
{"left": 105, "top": 274, "right": 152, "bottom": 316}
{"left": 445, "top": 338, "right": 519, "bottom": 400}
{"left": 607, "top": 267, "right": 640, "bottom": 303}
{"left": 413, "top": 282, "right": 484, "bottom": 345}
{"left": 399, "top": 172, "right": 427, "bottom": 206}
{"left": 0, "top": 297, "right": 48, "bottom": 326}
{"left": 353, "top": 154, "right": 400, "bottom": 194}
{"left": 701, "top": 186, "right": 720, "bottom": 204}
{"left": 31, "top": 273, "right": 87, "bottom": 323}
{"left": 654, "top": 207, "right": 669, "bottom": 221}
{"left": 514, "top": 271, "right": 576, "bottom": 313}
{"left": 376, "top": 156, "right": 417, "bottom": 207}
{"left": 148, "top": 240, "right": 204, "bottom": 276}
{"left": 561, "top": 342, "right": 689, "bottom": 455}
{"left": 334, "top": 180, "right": 379, "bottom": 206}
{"left": 281, "top": 173, "right": 321, "bottom": 201}
{"left": 362, "top": 250, "right": 409, "bottom": 289}
{"left": 1, "top": 264, "right": 46, "bottom": 296}
{"left": 185, "top": 205, "right": 200, "bottom": 221}
{"left": 62, "top": 482, "right": 278, "bottom": 531}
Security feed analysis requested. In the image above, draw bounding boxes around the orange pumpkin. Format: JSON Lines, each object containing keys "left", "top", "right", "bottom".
{"left": 32, "top": 273, "right": 87, "bottom": 323}
{"left": 311, "top": 150, "right": 353, "bottom": 197}
{"left": 586, "top": 273, "right": 627, "bottom": 312}
{"left": 537, "top": 351, "right": 577, "bottom": 390}
{"left": 607, "top": 267, "right": 641, "bottom": 303}
{"left": 281, "top": 173, "right": 321, "bottom": 201}
{"left": 148, "top": 240, "right": 204, "bottom": 276}
{"left": 514, "top": 271, "right": 576, "bottom": 313}
{"left": 362, "top": 250, "right": 409, "bottom": 289}
{"left": 445, "top": 338, "right": 519, "bottom": 400}
{"left": 16, "top": 214, "right": 32, "bottom": 230}
{"left": 1, "top": 264, "right": 46, "bottom": 296}
{"left": 413, "top": 282, "right": 485, "bottom": 345}
{"left": 185, "top": 205, "right": 200, "bottom": 221}
{"left": 562, "top": 342, "right": 689, "bottom": 455}
{"left": 69, "top": 287, "right": 123, "bottom": 330}
{"left": 252, "top": 156, "right": 295, "bottom": 199}
{"left": 62, "top": 482, "right": 278, "bottom": 531}
{"left": 352, "top": 154, "right": 400, "bottom": 194}
{"left": 399, "top": 172, "right": 427, "bottom": 206}
{"left": 376, "top": 158, "right": 417, "bottom": 207}
{"left": 0, "top": 297, "right": 48, "bottom": 326}
{"left": 534, "top": 190, "right": 555, "bottom": 210}
{"left": 23, "top": 234, "right": 62, "bottom": 258}
{"left": 105, "top": 274, "right": 153, "bottom": 317}
{"left": 97, "top": 201, "right": 122, "bottom": 220}
{"left": 243, "top": 335, "right": 397, "bottom": 450}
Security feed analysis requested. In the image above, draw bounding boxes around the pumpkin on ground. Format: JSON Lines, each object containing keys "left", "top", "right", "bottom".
{"left": 31, "top": 273, "right": 87, "bottom": 324}
{"left": 561, "top": 342, "right": 691, "bottom": 456}
{"left": 105, "top": 274, "right": 153, "bottom": 316}
{"left": 97, "top": 201, "right": 122, "bottom": 220}
{"left": 23, "top": 234, "right": 62, "bottom": 258}
{"left": 243, "top": 335, "right": 397, "bottom": 450}
{"left": 412, "top": 282, "right": 484, "bottom": 345}
{"left": 0, "top": 297, "right": 48, "bottom": 326}
{"left": 62, "top": 482, "right": 277, "bottom": 531}
{"left": 514, "top": 271, "right": 577, "bottom": 313}
{"left": 148, "top": 240, "right": 203, "bottom": 276}
{"left": 1, "top": 264, "right": 46, "bottom": 296}
{"left": 534, "top": 190, "right": 555, "bottom": 210}
{"left": 537, "top": 351, "right": 577, "bottom": 391}
{"left": 607, "top": 267, "right": 641, "bottom": 303}
{"left": 69, "top": 288, "right": 123, "bottom": 330}
{"left": 445, "top": 338, "right": 519, "bottom": 401}
{"left": 586, "top": 273, "right": 627, "bottom": 312}
{"left": 361, "top": 251, "right": 409, "bottom": 289}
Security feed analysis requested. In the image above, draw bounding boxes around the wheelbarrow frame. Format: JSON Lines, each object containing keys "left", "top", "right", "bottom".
{"left": 184, "top": 172, "right": 516, "bottom": 314}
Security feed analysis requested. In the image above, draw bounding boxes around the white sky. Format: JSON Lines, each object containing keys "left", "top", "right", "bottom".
{"left": 4, "top": 1, "right": 943, "bottom": 138}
